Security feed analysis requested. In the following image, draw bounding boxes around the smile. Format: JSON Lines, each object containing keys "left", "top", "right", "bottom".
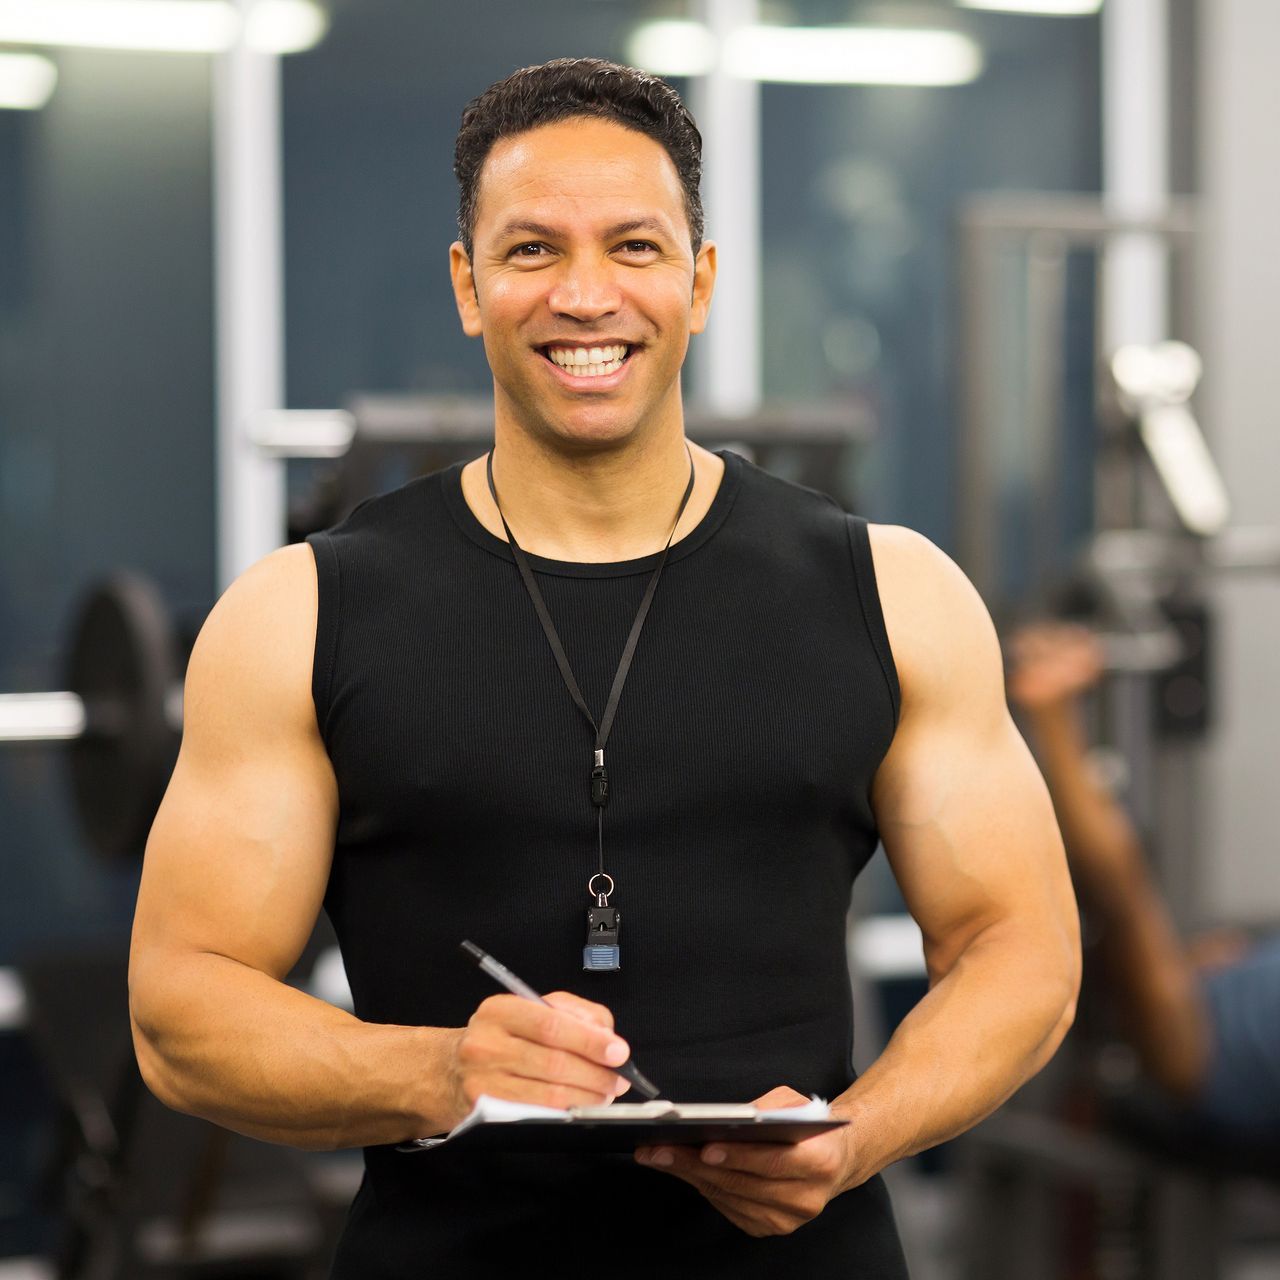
{"left": 540, "top": 343, "right": 634, "bottom": 379}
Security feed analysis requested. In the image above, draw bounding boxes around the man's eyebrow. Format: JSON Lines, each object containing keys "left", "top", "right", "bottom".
{"left": 492, "top": 217, "right": 671, "bottom": 243}
{"left": 494, "top": 219, "right": 562, "bottom": 242}
{"left": 601, "top": 218, "right": 670, "bottom": 239}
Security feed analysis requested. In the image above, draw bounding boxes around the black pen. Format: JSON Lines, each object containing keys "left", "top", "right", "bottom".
{"left": 460, "top": 940, "right": 661, "bottom": 1100}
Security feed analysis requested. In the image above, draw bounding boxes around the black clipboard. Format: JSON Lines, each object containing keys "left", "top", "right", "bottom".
{"left": 398, "top": 1099, "right": 846, "bottom": 1155}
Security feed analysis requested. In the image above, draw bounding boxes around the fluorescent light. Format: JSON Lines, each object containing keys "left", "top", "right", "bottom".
{"left": 0, "top": 0, "right": 327, "bottom": 54}
{"left": 245, "top": 0, "right": 328, "bottom": 54}
{"left": 627, "top": 21, "right": 984, "bottom": 86}
{"left": 626, "top": 19, "right": 717, "bottom": 77}
{"left": 0, "top": 0, "right": 237, "bottom": 52}
{"left": 725, "top": 26, "right": 983, "bottom": 85}
{"left": 957, "top": 0, "right": 1102, "bottom": 15}
{"left": 0, "top": 51, "right": 57, "bottom": 108}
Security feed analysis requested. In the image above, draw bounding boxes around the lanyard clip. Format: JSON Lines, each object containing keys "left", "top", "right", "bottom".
{"left": 590, "top": 747, "right": 609, "bottom": 807}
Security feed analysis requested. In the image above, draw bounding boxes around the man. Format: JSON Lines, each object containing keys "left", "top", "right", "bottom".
{"left": 130, "top": 59, "right": 1080, "bottom": 1276}
{"left": 1007, "top": 621, "right": 1280, "bottom": 1139}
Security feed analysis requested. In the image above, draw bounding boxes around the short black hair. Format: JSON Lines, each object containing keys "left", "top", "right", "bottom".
{"left": 453, "top": 57, "right": 704, "bottom": 258}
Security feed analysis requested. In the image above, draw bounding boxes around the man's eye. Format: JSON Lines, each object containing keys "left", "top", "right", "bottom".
{"left": 511, "top": 243, "right": 547, "bottom": 258}
{"left": 620, "top": 241, "right": 658, "bottom": 254}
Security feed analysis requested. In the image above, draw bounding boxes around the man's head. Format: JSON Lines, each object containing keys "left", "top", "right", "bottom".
{"left": 453, "top": 58, "right": 704, "bottom": 259}
{"left": 448, "top": 59, "right": 716, "bottom": 452}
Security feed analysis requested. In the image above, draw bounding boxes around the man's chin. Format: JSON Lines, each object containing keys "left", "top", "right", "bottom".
{"left": 501, "top": 401, "right": 660, "bottom": 452}
{"left": 496, "top": 377, "right": 682, "bottom": 452}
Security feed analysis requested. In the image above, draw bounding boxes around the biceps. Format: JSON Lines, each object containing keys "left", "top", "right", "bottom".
{"left": 873, "top": 711, "right": 1074, "bottom": 979}
{"left": 134, "top": 736, "right": 337, "bottom": 980}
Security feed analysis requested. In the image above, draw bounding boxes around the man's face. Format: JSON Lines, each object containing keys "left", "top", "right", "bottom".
{"left": 450, "top": 117, "right": 716, "bottom": 450}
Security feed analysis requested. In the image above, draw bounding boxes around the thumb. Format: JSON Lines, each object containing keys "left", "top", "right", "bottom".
{"left": 752, "top": 1084, "right": 810, "bottom": 1110}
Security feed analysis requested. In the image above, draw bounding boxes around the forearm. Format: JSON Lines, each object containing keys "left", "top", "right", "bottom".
{"left": 833, "top": 920, "right": 1078, "bottom": 1187}
{"left": 130, "top": 949, "right": 460, "bottom": 1150}
{"left": 1022, "top": 707, "right": 1207, "bottom": 1093}
{"left": 1078, "top": 857, "right": 1209, "bottom": 1097}
{"left": 1024, "top": 705, "right": 1146, "bottom": 893}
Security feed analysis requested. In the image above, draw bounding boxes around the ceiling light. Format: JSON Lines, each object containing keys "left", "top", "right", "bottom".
{"left": 724, "top": 26, "right": 983, "bottom": 85}
{"left": 627, "top": 21, "right": 984, "bottom": 86}
{"left": 0, "top": 0, "right": 236, "bottom": 52}
{"left": 626, "top": 19, "right": 717, "bottom": 77}
{"left": 0, "top": 50, "right": 57, "bottom": 109}
{"left": 0, "top": 0, "right": 327, "bottom": 54}
{"left": 957, "top": 0, "right": 1102, "bottom": 15}
{"left": 244, "top": 0, "right": 328, "bottom": 54}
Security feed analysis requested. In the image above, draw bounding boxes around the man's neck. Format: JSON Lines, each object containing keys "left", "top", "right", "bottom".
{"left": 461, "top": 426, "right": 723, "bottom": 564}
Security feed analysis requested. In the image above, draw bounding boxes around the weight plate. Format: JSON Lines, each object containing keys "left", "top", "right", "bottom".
{"left": 64, "top": 574, "right": 179, "bottom": 861}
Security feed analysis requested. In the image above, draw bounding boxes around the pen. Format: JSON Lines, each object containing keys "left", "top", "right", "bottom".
{"left": 459, "top": 940, "right": 661, "bottom": 1100}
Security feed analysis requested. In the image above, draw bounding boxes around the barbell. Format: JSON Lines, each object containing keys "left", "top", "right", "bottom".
{"left": 0, "top": 573, "right": 185, "bottom": 861}
{"left": 3, "top": 532, "right": 1264, "bottom": 860}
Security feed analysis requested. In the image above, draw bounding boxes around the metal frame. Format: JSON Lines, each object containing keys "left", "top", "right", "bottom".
{"left": 955, "top": 194, "right": 1199, "bottom": 608}
{"left": 954, "top": 194, "right": 1206, "bottom": 931}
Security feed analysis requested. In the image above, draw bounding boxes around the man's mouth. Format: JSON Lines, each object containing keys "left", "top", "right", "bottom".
{"left": 539, "top": 343, "right": 635, "bottom": 378}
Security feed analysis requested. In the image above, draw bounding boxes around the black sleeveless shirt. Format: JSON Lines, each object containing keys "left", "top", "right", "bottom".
{"left": 307, "top": 449, "right": 908, "bottom": 1278}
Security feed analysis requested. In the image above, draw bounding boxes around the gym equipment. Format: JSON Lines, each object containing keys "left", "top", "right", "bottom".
{"left": 952, "top": 189, "right": 1280, "bottom": 1280}
{"left": 246, "top": 394, "right": 876, "bottom": 538}
{"left": 1, "top": 401, "right": 877, "bottom": 856}
{"left": 0, "top": 573, "right": 184, "bottom": 860}
{"left": 1108, "top": 340, "right": 1229, "bottom": 538}
{"left": 21, "top": 950, "right": 325, "bottom": 1279}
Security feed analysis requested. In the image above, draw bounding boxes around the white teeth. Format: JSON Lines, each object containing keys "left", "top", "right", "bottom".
{"left": 545, "top": 344, "right": 630, "bottom": 376}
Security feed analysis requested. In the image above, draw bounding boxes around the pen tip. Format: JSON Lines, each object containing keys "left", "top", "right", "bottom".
{"left": 634, "top": 1073, "right": 661, "bottom": 1100}
{"left": 460, "top": 940, "right": 485, "bottom": 964}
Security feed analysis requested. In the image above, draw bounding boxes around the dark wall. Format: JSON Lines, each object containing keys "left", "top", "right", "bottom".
{"left": 282, "top": 0, "right": 645, "bottom": 408}
{"left": 0, "top": 49, "right": 215, "bottom": 961}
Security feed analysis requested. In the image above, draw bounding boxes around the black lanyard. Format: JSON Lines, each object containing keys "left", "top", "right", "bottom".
{"left": 485, "top": 446, "right": 697, "bottom": 970}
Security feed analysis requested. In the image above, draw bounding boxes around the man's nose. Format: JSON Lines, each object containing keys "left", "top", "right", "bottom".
{"left": 546, "top": 256, "right": 622, "bottom": 321}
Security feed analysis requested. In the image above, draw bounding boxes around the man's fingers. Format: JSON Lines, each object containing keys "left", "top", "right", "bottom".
{"left": 466, "top": 1070, "right": 623, "bottom": 1112}
{"left": 695, "top": 1141, "right": 813, "bottom": 1180}
{"left": 502, "top": 1032, "right": 629, "bottom": 1103}
{"left": 639, "top": 1145, "right": 801, "bottom": 1192}
{"left": 478, "top": 994, "right": 629, "bottom": 1066}
{"left": 543, "top": 990, "right": 615, "bottom": 1030}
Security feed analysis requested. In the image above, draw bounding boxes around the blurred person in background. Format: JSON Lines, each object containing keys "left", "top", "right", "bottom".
{"left": 1007, "top": 622, "right": 1280, "bottom": 1142}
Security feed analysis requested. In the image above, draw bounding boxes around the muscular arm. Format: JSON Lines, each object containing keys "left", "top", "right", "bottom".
{"left": 634, "top": 528, "right": 1081, "bottom": 1235}
{"left": 832, "top": 527, "right": 1082, "bottom": 1182}
{"left": 129, "top": 546, "right": 628, "bottom": 1151}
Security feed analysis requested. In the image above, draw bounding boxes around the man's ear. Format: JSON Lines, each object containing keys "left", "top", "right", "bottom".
{"left": 688, "top": 240, "right": 717, "bottom": 336}
{"left": 449, "top": 241, "right": 483, "bottom": 337}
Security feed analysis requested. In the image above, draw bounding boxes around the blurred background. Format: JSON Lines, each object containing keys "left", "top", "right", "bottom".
{"left": 1, "top": 0, "right": 1277, "bottom": 1275}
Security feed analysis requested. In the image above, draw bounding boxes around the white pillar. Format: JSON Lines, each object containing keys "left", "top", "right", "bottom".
{"left": 213, "top": 0, "right": 286, "bottom": 591}
{"left": 1101, "top": 0, "right": 1170, "bottom": 349}
{"left": 1198, "top": 0, "right": 1280, "bottom": 923}
{"left": 690, "top": 0, "right": 761, "bottom": 416}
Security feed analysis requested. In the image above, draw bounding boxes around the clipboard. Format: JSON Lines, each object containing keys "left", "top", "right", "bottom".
{"left": 398, "top": 1095, "right": 847, "bottom": 1155}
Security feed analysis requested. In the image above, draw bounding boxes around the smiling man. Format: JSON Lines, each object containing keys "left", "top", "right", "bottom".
{"left": 129, "top": 59, "right": 1080, "bottom": 1277}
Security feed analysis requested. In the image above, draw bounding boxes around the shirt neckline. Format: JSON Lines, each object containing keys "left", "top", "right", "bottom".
{"left": 442, "top": 447, "right": 743, "bottom": 579}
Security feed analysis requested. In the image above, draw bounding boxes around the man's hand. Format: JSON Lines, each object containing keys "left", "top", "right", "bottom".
{"left": 1006, "top": 621, "right": 1106, "bottom": 712}
{"left": 633, "top": 1086, "right": 852, "bottom": 1237}
{"left": 445, "top": 991, "right": 632, "bottom": 1129}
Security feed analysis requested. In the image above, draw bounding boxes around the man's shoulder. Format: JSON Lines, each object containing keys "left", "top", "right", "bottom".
{"left": 185, "top": 544, "right": 320, "bottom": 742}
{"left": 862, "top": 523, "right": 1001, "bottom": 709}
{"left": 863, "top": 521, "right": 977, "bottom": 603}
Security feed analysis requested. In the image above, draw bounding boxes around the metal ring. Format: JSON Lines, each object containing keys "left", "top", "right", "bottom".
{"left": 587, "top": 873, "right": 614, "bottom": 901}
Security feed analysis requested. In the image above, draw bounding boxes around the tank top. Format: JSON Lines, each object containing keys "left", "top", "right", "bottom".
{"left": 306, "top": 448, "right": 908, "bottom": 1278}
